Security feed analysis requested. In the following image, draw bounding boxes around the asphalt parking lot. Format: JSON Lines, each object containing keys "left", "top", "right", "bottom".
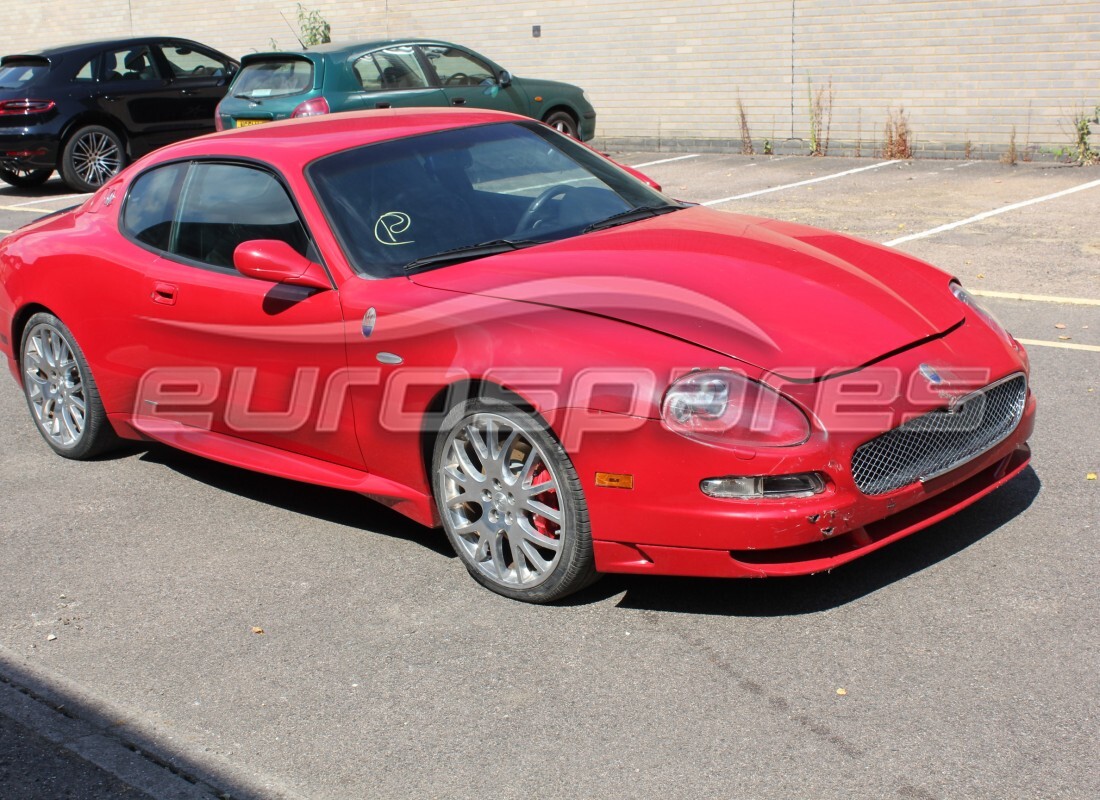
{"left": 1, "top": 154, "right": 1098, "bottom": 799}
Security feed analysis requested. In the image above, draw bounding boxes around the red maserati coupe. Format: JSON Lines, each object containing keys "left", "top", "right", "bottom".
{"left": 0, "top": 108, "right": 1035, "bottom": 602}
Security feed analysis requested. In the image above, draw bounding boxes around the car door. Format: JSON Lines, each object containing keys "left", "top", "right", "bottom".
{"left": 416, "top": 44, "right": 527, "bottom": 115}
{"left": 347, "top": 45, "right": 446, "bottom": 110}
{"left": 122, "top": 160, "right": 362, "bottom": 469}
{"left": 89, "top": 44, "right": 181, "bottom": 154}
{"left": 151, "top": 41, "right": 235, "bottom": 141}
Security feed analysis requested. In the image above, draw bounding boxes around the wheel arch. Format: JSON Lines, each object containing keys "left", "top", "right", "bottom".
{"left": 10, "top": 302, "right": 54, "bottom": 379}
{"left": 57, "top": 114, "right": 131, "bottom": 163}
{"left": 541, "top": 104, "right": 578, "bottom": 126}
{"left": 418, "top": 378, "right": 542, "bottom": 496}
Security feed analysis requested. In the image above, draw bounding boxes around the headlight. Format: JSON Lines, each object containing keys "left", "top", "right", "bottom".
{"left": 951, "top": 282, "right": 1012, "bottom": 342}
{"left": 661, "top": 370, "right": 810, "bottom": 447}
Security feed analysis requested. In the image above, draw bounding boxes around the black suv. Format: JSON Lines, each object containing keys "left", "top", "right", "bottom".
{"left": 0, "top": 37, "right": 238, "bottom": 192}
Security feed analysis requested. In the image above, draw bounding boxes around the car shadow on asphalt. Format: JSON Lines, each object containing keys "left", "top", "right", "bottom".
{"left": 583, "top": 466, "right": 1042, "bottom": 615}
{"left": 136, "top": 444, "right": 1040, "bottom": 615}
{"left": 137, "top": 444, "right": 457, "bottom": 559}
{"left": 0, "top": 179, "right": 79, "bottom": 199}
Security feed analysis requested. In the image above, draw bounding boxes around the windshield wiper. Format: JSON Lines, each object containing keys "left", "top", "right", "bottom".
{"left": 403, "top": 238, "right": 539, "bottom": 272}
{"left": 583, "top": 203, "right": 684, "bottom": 233}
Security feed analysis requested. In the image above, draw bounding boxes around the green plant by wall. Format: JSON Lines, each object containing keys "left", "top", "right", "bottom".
{"left": 297, "top": 3, "right": 331, "bottom": 47}
{"left": 1069, "top": 106, "right": 1098, "bottom": 165}
{"left": 807, "top": 78, "right": 834, "bottom": 157}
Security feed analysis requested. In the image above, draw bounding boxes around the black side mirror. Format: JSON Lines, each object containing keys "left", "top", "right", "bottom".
{"left": 498, "top": 70, "right": 512, "bottom": 89}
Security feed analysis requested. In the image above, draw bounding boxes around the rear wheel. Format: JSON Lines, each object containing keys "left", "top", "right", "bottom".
{"left": 0, "top": 167, "right": 52, "bottom": 188}
{"left": 432, "top": 398, "right": 598, "bottom": 603}
{"left": 543, "top": 110, "right": 579, "bottom": 139}
{"left": 60, "top": 125, "right": 125, "bottom": 193}
{"left": 20, "top": 312, "right": 118, "bottom": 459}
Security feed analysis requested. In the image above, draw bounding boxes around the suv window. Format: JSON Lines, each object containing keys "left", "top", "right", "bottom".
{"left": 233, "top": 58, "right": 313, "bottom": 99}
{"left": 161, "top": 45, "right": 228, "bottom": 79}
{"left": 354, "top": 47, "right": 429, "bottom": 91}
{"left": 174, "top": 163, "right": 309, "bottom": 269}
{"left": 0, "top": 58, "right": 49, "bottom": 89}
{"left": 100, "top": 46, "right": 161, "bottom": 81}
{"left": 419, "top": 46, "right": 494, "bottom": 87}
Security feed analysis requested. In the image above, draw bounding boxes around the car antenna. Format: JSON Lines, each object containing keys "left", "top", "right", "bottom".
{"left": 278, "top": 10, "right": 306, "bottom": 49}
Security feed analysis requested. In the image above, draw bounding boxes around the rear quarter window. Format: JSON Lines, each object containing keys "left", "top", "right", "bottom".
{"left": 0, "top": 58, "right": 49, "bottom": 89}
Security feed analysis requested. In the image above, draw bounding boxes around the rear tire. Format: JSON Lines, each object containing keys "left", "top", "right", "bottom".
{"left": 60, "top": 125, "right": 126, "bottom": 193}
{"left": 0, "top": 167, "right": 52, "bottom": 188}
{"left": 19, "top": 312, "right": 119, "bottom": 459}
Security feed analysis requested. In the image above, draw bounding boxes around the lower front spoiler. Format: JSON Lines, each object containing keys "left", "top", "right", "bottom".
{"left": 593, "top": 443, "right": 1031, "bottom": 578}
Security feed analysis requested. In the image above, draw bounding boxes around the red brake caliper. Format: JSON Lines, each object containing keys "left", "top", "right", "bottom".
{"left": 529, "top": 466, "right": 559, "bottom": 539}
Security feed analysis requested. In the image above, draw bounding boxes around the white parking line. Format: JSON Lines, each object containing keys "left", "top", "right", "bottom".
{"left": 701, "top": 160, "right": 898, "bottom": 206}
{"left": 1016, "top": 338, "right": 1100, "bottom": 353}
{"left": 631, "top": 155, "right": 700, "bottom": 168}
{"left": 971, "top": 289, "right": 1100, "bottom": 307}
{"left": 885, "top": 178, "right": 1100, "bottom": 246}
{"left": 10, "top": 193, "right": 82, "bottom": 207}
{"left": 0, "top": 205, "right": 50, "bottom": 214}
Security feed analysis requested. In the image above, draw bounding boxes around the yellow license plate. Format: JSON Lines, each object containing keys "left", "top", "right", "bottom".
{"left": 234, "top": 118, "right": 268, "bottom": 128}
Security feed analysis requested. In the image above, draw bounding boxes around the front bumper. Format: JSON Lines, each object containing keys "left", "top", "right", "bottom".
{"left": 567, "top": 318, "right": 1036, "bottom": 578}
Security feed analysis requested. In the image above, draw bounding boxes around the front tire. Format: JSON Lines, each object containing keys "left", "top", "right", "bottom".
{"left": 543, "top": 110, "right": 579, "bottom": 139}
{"left": 0, "top": 167, "right": 52, "bottom": 189}
{"left": 432, "top": 398, "right": 598, "bottom": 603}
{"left": 60, "top": 125, "right": 125, "bottom": 193}
{"left": 20, "top": 312, "right": 118, "bottom": 459}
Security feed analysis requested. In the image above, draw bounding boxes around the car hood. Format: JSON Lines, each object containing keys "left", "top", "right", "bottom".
{"left": 513, "top": 76, "right": 584, "bottom": 96}
{"left": 409, "top": 207, "right": 963, "bottom": 380}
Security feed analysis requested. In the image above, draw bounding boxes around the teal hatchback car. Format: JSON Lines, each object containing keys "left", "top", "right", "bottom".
{"left": 214, "top": 39, "right": 596, "bottom": 140}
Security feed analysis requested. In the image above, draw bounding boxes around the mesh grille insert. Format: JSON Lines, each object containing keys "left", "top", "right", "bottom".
{"left": 851, "top": 373, "right": 1027, "bottom": 496}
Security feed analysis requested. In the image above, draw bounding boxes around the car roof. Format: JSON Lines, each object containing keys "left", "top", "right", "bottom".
{"left": 12, "top": 37, "right": 225, "bottom": 59}
{"left": 145, "top": 107, "right": 524, "bottom": 168}
{"left": 245, "top": 38, "right": 467, "bottom": 60}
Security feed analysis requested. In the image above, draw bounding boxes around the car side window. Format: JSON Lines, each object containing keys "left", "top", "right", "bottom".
{"left": 173, "top": 163, "right": 310, "bottom": 270}
{"left": 99, "top": 46, "right": 161, "bottom": 81}
{"left": 354, "top": 47, "right": 429, "bottom": 91}
{"left": 419, "top": 46, "right": 494, "bottom": 87}
{"left": 74, "top": 59, "right": 94, "bottom": 81}
{"left": 122, "top": 163, "right": 189, "bottom": 250}
{"left": 160, "top": 45, "right": 227, "bottom": 79}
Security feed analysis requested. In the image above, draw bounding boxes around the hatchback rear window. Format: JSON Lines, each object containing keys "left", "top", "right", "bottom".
{"left": 232, "top": 58, "right": 313, "bottom": 99}
{"left": 0, "top": 58, "right": 49, "bottom": 89}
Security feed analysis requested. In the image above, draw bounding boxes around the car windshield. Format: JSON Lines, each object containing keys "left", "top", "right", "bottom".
{"left": 308, "top": 122, "right": 682, "bottom": 277}
{"left": 0, "top": 59, "right": 49, "bottom": 89}
{"left": 232, "top": 57, "right": 313, "bottom": 99}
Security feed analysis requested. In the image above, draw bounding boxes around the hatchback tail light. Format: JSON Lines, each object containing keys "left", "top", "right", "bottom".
{"left": 291, "top": 97, "right": 330, "bottom": 118}
{"left": 213, "top": 100, "right": 225, "bottom": 131}
{"left": 0, "top": 99, "right": 56, "bottom": 115}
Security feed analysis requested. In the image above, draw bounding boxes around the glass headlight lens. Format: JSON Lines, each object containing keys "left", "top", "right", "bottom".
{"left": 951, "top": 282, "right": 1012, "bottom": 342}
{"left": 661, "top": 370, "right": 810, "bottom": 447}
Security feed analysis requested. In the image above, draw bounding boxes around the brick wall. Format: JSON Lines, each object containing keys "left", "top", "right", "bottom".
{"left": 7, "top": 1, "right": 1099, "bottom": 158}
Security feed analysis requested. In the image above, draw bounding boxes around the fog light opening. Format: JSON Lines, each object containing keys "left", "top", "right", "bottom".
{"left": 700, "top": 472, "right": 826, "bottom": 499}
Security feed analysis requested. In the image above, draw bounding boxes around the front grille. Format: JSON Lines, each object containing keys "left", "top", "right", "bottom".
{"left": 851, "top": 373, "right": 1027, "bottom": 496}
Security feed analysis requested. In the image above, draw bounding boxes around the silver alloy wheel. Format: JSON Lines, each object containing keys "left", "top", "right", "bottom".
{"left": 22, "top": 322, "right": 87, "bottom": 448}
{"left": 440, "top": 412, "right": 565, "bottom": 590}
{"left": 70, "top": 130, "right": 121, "bottom": 187}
